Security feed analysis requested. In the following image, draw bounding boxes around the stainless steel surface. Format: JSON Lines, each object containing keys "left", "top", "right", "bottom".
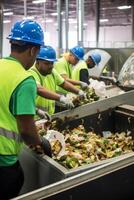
{"left": 35, "top": 105, "right": 134, "bottom": 177}
{"left": 52, "top": 90, "right": 134, "bottom": 121}
{"left": 76, "top": 0, "right": 84, "bottom": 45}
{"left": 105, "top": 85, "right": 124, "bottom": 97}
{"left": 19, "top": 147, "right": 64, "bottom": 195}
{"left": 15, "top": 103, "right": 134, "bottom": 199}
{"left": 14, "top": 152, "right": 134, "bottom": 200}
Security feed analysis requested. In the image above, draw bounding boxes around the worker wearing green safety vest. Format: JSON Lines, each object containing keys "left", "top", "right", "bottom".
{"left": 37, "top": 69, "right": 64, "bottom": 114}
{"left": 30, "top": 64, "right": 66, "bottom": 115}
{"left": 54, "top": 46, "right": 89, "bottom": 96}
{"left": 72, "top": 52, "right": 101, "bottom": 87}
{"left": 0, "top": 20, "right": 52, "bottom": 200}
{"left": 30, "top": 46, "right": 86, "bottom": 114}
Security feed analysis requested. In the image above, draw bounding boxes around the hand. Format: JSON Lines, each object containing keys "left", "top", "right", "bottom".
{"left": 59, "top": 95, "right": 74, "bottom": 109}
{"left": 36, "top": 108, "right": 51, "bottom": 121}
{"left": 40, "top": 136, "right": 52, "bottom": 157}
{"left": 78, "top": 90, "right": 87, "bottom": 99}
{"left": 111, "top": 77, "right": 117, "bottom": 83}
{"left": 80, "top": 81, "right": 88, "bottom": 90}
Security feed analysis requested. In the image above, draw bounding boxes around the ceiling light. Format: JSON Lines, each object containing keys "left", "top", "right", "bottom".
{"left": 3, "top": 20, "right": 11, "bottom": 23}
{"left": 4, "top": 12, "right": 13, "bottom": 16}
{"left": 51, "top": 12, "right": 63, "bottom": 16}
{"left": 100, "top": 19, "right": 109, "bottom": 22}
{"left": 3, "top": 9, "right": 11, "bottom": 12}
{"left": 117, "top": 5, "right": 131, "bottom": 10}
{"left": 45, "top": 19, "right": 53, "bottom": 23}
{"left": 32, "top": 0, "right": 46, "bottom": 4}
{"left": 51, "top": 13, "right": 58, "bottom": 16}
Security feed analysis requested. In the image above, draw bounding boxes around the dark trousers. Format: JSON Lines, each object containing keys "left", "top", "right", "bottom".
{"left": 0, "top": 161, "right": 24, "bottom": 200}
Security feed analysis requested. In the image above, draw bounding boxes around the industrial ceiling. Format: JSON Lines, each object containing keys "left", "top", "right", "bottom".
{"left": 2, "top": 0, "right": 134, "bottom": 26}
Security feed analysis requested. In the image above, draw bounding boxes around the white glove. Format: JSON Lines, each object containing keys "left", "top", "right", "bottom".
{"left": 112, "top": 77, "right": 117, "bottom": 83}
{"left": 78, "top": 90, "right": 86, "bottom": 99}
{"left": 80, "top": 81, "right": 88, "bottom": 90}
{"left": 36, "top": 108, "right": 51, "bottom": 121}
{"left": 59, "top": 95, "right": 74, "bottom": 109}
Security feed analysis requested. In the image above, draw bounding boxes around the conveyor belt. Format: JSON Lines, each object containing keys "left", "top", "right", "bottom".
{"left": 52, "top": 90, "right": 134, "bottom": 121}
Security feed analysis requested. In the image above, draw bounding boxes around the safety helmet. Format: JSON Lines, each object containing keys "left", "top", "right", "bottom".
{"left": 7, "top": 20, "right": 44, "bottom": 46}
{"left": 36, "top": 46, "right": 56, "bottom": 62}
{"left": 70, "top": 46, "right": 84, "bottom": 60}
{"left": 90, "top": 53, "right": 101, "bottom": 65}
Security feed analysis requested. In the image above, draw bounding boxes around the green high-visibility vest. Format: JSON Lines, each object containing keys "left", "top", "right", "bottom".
{"left": 55, "top": 57, "right": 72, "bottom": 95}
{"left": 29, "top": 65, "right": 44, "bottom": 86}
{"left": 36, "top": 68, "right": 64, "bottom": 115}
{"left": 0, "top": 58, "right": 31, "bottom": 155}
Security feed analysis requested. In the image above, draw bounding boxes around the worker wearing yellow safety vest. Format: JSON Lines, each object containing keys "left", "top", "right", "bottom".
{"left": 30, "top": 46, "right": 86, "bottom": 115}
{"left": 72, "top": 52, "right": 101, "bottom": 86}
{"left": 0, "top": 20, "right": 52, "bottom": 199}
{"left": 54, "top": 46, "right": 89, "bottom": 95}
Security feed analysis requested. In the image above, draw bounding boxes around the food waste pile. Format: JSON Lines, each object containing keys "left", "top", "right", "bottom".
{"left": 68, "top": 87, "right": 100, "bottom": 107}
{"left": 34, "top": 124, "right": 134, "bottom": 169}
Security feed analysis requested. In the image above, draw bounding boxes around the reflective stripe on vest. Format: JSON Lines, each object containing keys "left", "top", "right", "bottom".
{"left": 0, "top": 127, "right": 22, "bottom": 142}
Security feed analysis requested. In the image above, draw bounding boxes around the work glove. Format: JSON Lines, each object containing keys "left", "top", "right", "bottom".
{"left": 78, "top": 90, "right": 87, "bottom": 99}
{"left": 111, "top": 77, "right": 117, "bottom": 83}
{"left": 40, "top": 136, "right": 52, "bottom": 157}
{"left": 36, "top": 108, "right": 51, "bottom": 121}
{"left": 59, "top": 95, "right": 74, "bottom": 109}
{"left": 80, "top": 81, "right": 88, "bottom": 90}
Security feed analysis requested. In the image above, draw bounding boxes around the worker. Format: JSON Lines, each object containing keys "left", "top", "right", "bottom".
{"left": 54, "top": 46, "right": 89, "bottom": 96}
{"left": 30, "top": 45, "right": 86, "bottom": 115}
{"left": 0, "top": 20, "right": 52, "bottom": 199}
{"left": 72, "top": 52, "right": 101, "bottom": 85}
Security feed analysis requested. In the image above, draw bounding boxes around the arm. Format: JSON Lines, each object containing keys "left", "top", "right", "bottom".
{"left": 61, "top": 74, "right": 81, "bottom": 86}
{"left": 61, "top": 74, "right": 88, "bottom": 90}
{"left": 60, "top": 80, "right": 80, "bottom": 94}
{"left": 10, "top": 78, "right": 42, "bottom": 146}
{"left": 12, "top": 78, "right": 52, "bottom": 156}
{"left": 16, "top": 115, "right": 41, "bottom": 146}
{"left": 37, "top": 84, "right": 74, "bottom": 109}
{"left": 37, "top": 84, "right": 61, "bottom": 101}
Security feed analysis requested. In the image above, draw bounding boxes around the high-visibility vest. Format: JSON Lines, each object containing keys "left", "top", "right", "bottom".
{"left": 36, "top": 69, "right": 64, "bottom": 115}
{"left": 0, "top": 58, "right": 32, "bottom": 155}
{"left": 55, "top": 57, "right": 72, "bottom": 95}
{"left": 36, "top": 73, "right": 56, "bottom": 114}
{"left": 29, "top": 65, "right": 44, "bottom": 86}
{"left": 29, "top": 66, "right": 55, "bottom": 114}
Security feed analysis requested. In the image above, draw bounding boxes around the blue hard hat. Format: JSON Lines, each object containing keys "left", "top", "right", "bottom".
{"left": 7, "top": 20, "right": 44, "bottom": 46}
{"left": 70, "top": 46, "right": 84, "bottom": 60}
{"left": 37, "top": 46, "right": 56, "bottom": 62}
{"left": 90, "top": 53, "right": 101, "bottom": 65}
